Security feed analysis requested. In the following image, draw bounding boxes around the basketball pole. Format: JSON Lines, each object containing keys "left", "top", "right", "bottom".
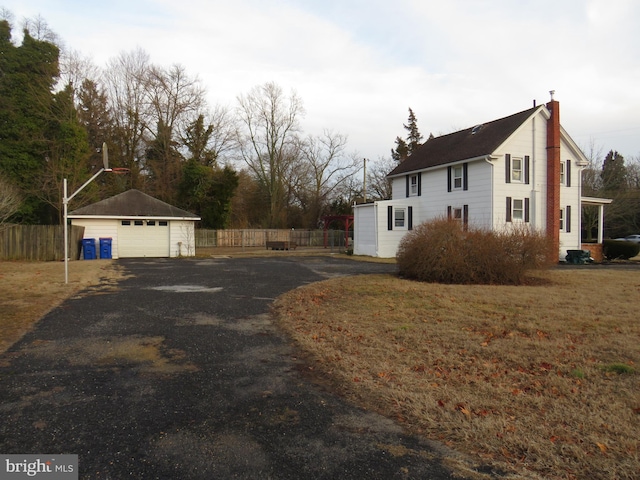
{"left": 64, "top": 143, "right": 112, "bottom": 284}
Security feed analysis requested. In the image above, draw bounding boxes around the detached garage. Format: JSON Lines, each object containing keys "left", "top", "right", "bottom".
{"left": 69, "top": 190, "right": 200, "bottom": 259}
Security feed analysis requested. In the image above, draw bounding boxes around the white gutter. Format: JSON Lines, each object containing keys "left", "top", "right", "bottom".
{"left": 388, "top": 154, "right": 492, "bottom": 178}
{"left": 68, "top": 215, "right": 201, "bottom": 221}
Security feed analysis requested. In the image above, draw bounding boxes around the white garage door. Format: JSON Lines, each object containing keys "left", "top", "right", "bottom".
{"left": 117, "top": 220, "right": 169, "bottom": 258}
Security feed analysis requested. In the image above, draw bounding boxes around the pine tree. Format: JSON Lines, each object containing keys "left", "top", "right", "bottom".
{"left": 391, "top": 108, "right": 423, "bottom": 162}
{"left": 601, "top": 150, "right": 627, "bottom": 192}
{"left": 404, "top": 108, "right": 423, "bottom": 154}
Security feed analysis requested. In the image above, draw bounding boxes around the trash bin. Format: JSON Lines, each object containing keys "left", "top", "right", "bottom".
{"left": 565, "top": 249, "right": 593, "bottom": 265}
{"left": 99, "top": 238, "right": 112, "bottom": 259}
{"left": 82, "top": 238, "right": 96, "bottom": 260}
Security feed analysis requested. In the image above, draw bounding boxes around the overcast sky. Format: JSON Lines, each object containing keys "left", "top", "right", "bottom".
{"left": 3, "top": 0, "right": 639, "bottom": 166}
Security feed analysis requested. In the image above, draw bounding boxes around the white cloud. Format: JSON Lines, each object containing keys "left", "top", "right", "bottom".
{"left": 2, "top": 0, "right": 639, "bottom": 160}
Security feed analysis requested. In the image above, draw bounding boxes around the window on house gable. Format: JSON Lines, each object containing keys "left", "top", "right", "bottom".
{"left": 560, "top": 162, "right": 565, "bottom": 185}
{"left": 512, "top": 157, "right": 523, "bottom": 182}
{"left": 505, "top": 154, "right": 530, "bottom": 184}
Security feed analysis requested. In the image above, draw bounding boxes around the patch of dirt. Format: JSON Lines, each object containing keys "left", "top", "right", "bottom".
{"left": 20, "top": 335, "right": 198, "bottom": 374}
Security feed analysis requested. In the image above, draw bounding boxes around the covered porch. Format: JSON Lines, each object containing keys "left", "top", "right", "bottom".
{"left": 580, "top": 196, "right": 613, "bottom": 262}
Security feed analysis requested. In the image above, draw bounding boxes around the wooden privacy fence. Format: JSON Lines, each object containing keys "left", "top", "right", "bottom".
{"left": 0, "top": 225, "right": 85, "bottom": 261}
{"left": 196, "top": 229, "right": 350, "bottom": 248}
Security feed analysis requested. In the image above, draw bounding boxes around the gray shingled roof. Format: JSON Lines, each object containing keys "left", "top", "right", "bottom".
{"left": 69, "top": 189, "right": 199, "bottom": 218}
{"left": 388, "top": 105, "right": 540, "bottom": 177}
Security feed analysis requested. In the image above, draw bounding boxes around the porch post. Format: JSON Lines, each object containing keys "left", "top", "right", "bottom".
{"left": 598, "top": 204, "right": 604, "bottom": 244}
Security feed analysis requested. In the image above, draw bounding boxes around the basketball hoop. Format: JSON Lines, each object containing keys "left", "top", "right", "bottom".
{"left": 110, "top": 167, "right": 131, "bottom": 174}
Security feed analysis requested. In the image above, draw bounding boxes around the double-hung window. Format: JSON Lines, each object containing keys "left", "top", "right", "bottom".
{"left": 506, "top": 197, "right": 529, "bottom": 223}
{"left": 512, "top": 199, "right": 524, "bottom": 220}
{"left": 387, "top": 206, "right": 413, "bottom": 230}
{"left": 505, "top": 154, "right": 530, "bottom": 184}
{"left": 453, "top": 166, "right": 463, "bottom": 189}
{"left": 511, "top": 157, "right": 523, "bottom": 182}
{"left": 410, "top": 175, "right": 418, "bottom": 195}
{"left": 447, "top": 163, "right": 468, "bottom": 192}
{"left": 395, "top": 208, "right": 405, "bottom": 228}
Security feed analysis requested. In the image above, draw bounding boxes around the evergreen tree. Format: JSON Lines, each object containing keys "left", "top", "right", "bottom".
{"left": 405, "top": 108, "right": 423, "bottom": 154}
{"left": 0, "top": 20, "right": 61, "bottom": 222}
{"left": 391, "top": 136, "right": 408, "bottom": 162}
{"left": 391, "top": 108, "right": 423, "bottom": 162}
{"left": 178, "top": 160, "right": 238, "bottom": 228}
{"left": 601, "top": 150, "right": 626, "bottom": 192}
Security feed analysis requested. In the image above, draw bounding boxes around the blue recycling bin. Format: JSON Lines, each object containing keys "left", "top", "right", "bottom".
{"left": 82, "top": 238, "right": 96, "bottom": 260}
{"left": 99, "top": 237, "right": 113, "bottom": 259}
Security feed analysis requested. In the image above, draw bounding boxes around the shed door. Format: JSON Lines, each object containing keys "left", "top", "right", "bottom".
{"left": 117, "top": 220, "right": 169, "bottom": 258}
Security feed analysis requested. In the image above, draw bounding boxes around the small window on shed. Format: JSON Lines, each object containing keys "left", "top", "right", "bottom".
{"left": 159, "top": 221, "right": 168, "bottom": 226}
{"left": 134, "top": 220, "right": 144, "bottom": 226}
{"left": 147, "top": 220, "right": 156, "bottom": 226}
{"left": 121, "top": 220, "right": 131, "bottom": 226}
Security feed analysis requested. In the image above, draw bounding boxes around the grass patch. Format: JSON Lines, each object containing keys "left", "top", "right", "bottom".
{"left": 273, "top": 268, "right": 640, "bottom": 479}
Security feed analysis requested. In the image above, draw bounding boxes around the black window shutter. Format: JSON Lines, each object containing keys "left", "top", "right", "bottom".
{"left": 447, "top": 206, "right": 452, "bottom": 219}
{"left": 406, "top": 176, "right": 410, "bottom": 198}
{"left": 463, "top": 204, "right": 469, "bottom": 230}
{"left": 566, "top": 160, "right": 571, "bottom": 187}
{"left": 524, "top": 156, "right": 530, "bottom": 184}
{"left": 463, "top": 163, "right": 468, "bottom": 191}
{"left": 417, "top": 174, "right": 422, "bottom": 196}
{"left": 387, "top": 206, "right": 393, "bottom": 230}
{"left": 408, "top": 206, "right": 413, "bottom": 230}
{"left": 505, "top": 154, "right": 511, "bottom": 183}
{"left": 506, "top": 197, "right": 512, "bottom": 222}
{"left": 566, "top": 205, "right": 571, "bottom": 232}
{"left": 447, "top": 166, "right": 452, "bottom": 192}
{"left": 524, "top": 198, "right": 530, "bottom": 223}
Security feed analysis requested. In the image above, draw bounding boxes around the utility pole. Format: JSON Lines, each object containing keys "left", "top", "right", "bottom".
{"left": 363, "top": 158, "right": 367, "bottom": 203}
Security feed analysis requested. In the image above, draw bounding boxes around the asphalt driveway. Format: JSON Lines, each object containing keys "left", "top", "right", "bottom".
{"left": 0, "top": 256, "right": 481, "bottom": 479}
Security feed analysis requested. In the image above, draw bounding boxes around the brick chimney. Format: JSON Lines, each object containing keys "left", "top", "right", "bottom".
{"left": 546, "top": 91, "right": 561, "bottom": 260}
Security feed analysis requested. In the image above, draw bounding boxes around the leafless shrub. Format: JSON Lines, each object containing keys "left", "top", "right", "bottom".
{"left": 396, "top": 218, "right": 554, "bottom": 285}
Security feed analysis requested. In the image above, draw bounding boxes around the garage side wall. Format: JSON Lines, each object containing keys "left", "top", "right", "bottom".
{"left": 70, "top": 219, "right": 119, "bottom": 259}
{"left": 170, "top": 221, "right": 197, "bottom": 257}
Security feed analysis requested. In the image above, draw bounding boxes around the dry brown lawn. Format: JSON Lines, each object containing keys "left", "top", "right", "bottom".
{"left": 0, "top": 260, "right": 124, "bottom": 355}
{"left": 274, "top": 268, "right": 640, "bottom": 480}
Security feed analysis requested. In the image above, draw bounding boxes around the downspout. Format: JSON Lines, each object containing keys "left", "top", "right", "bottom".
{"left": 374, "top": 202, "right": 379, "bottom": 256}
{"left": 484, "top": 156, "right": 495, "bottom": 228}
{"left": 531, "top": 113, "right": 536, "bottom": 229}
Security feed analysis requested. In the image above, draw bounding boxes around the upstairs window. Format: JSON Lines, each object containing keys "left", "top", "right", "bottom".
{"left": 453, "top": 166, "right": 463, "bottom": 189}
{"left": 560, "top": 162, "right": 565, "bottom": 185}
{"left": 410, "top": 175, "right": 418, "bottom": 195}
{"left": 448, "top": 163, "right": 468, "bottom": 191}
{"left": 505, "top": 154, "right": 530, "bottom": 184}
{"left": 512, "top": 157, "right": 523, "bottom": 182}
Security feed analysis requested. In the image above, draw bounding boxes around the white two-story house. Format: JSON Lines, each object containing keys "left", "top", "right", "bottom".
{"left": 354, "top": 95, "right": 609, "bottom": 260}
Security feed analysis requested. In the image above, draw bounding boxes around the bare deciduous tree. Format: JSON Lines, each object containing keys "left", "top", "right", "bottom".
{"left": 0, "top": 178, "right": 22, "bottom": 226}
{"left": 236, "top": 82, "right": 304, "bottom": 227}
{"left": 297, "top": 130, "right": 359, "bottom": 227}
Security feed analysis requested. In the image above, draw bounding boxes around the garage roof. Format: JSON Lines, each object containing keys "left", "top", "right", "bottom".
{"left": 69, "top": 189, "right": 200, "bottom": 219}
